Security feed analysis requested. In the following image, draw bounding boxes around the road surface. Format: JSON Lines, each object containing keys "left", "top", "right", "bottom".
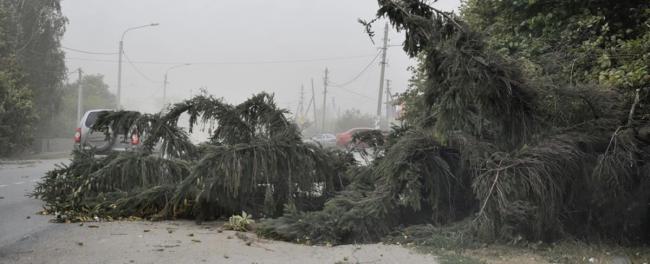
{"left": 0, "top": 159, "right": 69, "bottom": 250}
{"left": 0, "top": 158, "right": 438, "bottom": 264}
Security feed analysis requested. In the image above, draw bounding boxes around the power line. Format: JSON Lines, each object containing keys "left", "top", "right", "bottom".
{"left": 329, "top": 86, "right": 374, "bottom": 101}
{"left": 329, "top": 51, "right": 382, "bottom": 88}
{"left": 122, "top": 51, "right": 160, "bottom": 84}
{"left": 64, "top": 53, "right": 378, "bottom": 66}
{"left": 62, "top": 46, "right": 118, "bottom": 55}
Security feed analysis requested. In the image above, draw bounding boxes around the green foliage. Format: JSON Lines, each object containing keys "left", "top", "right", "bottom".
{"left": 0, "top": 59, "right": 36, "bottom": 156}
{"left": 32, "top": 150, "right": 191, "bottom": 220}
{"left": 397, "top": 54, "right": 429, "bottom": 126}
{"left": 162, "top": 92, "right": 346, "bottom": 219}
{"left": 260, "top": 0, "right": 650, "bottom": 246}
{"left": 457, "top": 0, "right": 650, "bottom": 243}
{"left": 0, "top": 0, "right": 67, "bottom": 136}
{"left": 224, "top": 211, "right": 255, "bottom": 231}
{"left": 0, "top": 4, "right": 38, "bottom": 156}
{"left": 460, "top": 0, "right": 650, "bottom": 94}
{"left": 259, "top": 129, "right": 472, "bottom": 244}
{"left": 32, "top": 0, "right": 650, "bottom": 248}
{"left": 34, "top": 93, "right": 352, "bottom": 223}
{"left": 376, "top": 0, "right": 539, "bottom": 149}
{"left": 92, "top": 110, "right": 196, "bottom": 159}
{"left": 383, "top": 220, "right": 478, "bottom": 251}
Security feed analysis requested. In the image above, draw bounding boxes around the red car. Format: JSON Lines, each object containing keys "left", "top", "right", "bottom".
{"left": 336, "top": 127, "right": 374, "bottom": 148}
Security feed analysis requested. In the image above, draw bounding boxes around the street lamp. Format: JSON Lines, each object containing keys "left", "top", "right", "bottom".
{"left": 163, "top": 63, "right": 191, "bottom": 108}
{"left": 116, "top": 23, "right": 159, "bottom": 109}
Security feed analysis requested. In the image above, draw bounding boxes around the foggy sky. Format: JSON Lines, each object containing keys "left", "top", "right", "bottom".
{"left": 62, "top": 0, "right": 460, "bottom": 115}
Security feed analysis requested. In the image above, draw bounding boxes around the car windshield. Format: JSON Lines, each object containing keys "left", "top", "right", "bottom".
{"left": 84, "top": 111, "right": 107, "bottom": 127}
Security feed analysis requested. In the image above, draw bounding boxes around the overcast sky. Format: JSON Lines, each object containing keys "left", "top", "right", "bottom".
{"left": 61, "top": 0, "right": 460, "bottom": 115}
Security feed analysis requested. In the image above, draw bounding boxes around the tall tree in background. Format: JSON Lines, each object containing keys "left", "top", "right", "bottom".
{"left": 1, "top": 0, "right": 67, "bottom": 137}
{"left": 460, "top": 0, "right": 650, "bottom": 95}
{"left": 0, "top": 2, "right": 37, "bottom": 156}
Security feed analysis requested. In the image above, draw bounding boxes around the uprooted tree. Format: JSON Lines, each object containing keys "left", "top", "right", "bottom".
{"left": 34, "top": 0, "right": 649, "bottom": 247}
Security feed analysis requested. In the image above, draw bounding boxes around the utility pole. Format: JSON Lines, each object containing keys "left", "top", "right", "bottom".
{"left": 385, "top": 79, "right": 391, "bottom": 121}
{"left": 163, "top": 74, "right": 168, "bottom": 107}
{"left": 322, "top": 68, "right": 329, "bottom": 132}
{"left": 299, "top": 84, "right": 305, "bottom": 118}
{"left": 311, "top": 78, "right": 318, "bottom": 126}
{"left": 331, "top": 97, "right": 336, "bottom": 119}
{"left": 76, "top": 68, "right": 83, "bottom": 122}
{"left": 376, "top": 23, "right": 389, "bottom": 126}
{"left": 117, "top": 40, "right": 123, "bottom": 109}
{"left": 117, "top": 23, "right": 159, "bottom": 109}
{"left": 163, "top": 63, "right": 190, "bottom": 109}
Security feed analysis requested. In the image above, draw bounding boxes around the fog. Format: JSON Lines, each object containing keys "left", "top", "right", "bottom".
{"left": 61, "top": 0, "right": 460, "bottom": 115}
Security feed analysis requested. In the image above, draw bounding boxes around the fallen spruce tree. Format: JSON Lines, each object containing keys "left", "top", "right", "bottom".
{"left": 34, "top": 0, "right": 649, "bottom": 247}
{"left": 33, "top": 92, "right": 354, "bottom": 222}
{"left": 258, "top": 0, "right": 650, "bottom": 245}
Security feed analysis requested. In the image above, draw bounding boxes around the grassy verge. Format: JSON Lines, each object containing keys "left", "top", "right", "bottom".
{"left": 384, "top": 224, "right": 650, "bottom": 264}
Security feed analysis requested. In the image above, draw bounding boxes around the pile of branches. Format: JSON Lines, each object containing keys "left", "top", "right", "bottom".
{"left": 258, "top": 129, "right": 473, "bottom": 244}
{"left": 259, "top": 0, "right": 650, "bottom": 245}
{"left": 33, "top": 93, "right": 353, "bottom": 222}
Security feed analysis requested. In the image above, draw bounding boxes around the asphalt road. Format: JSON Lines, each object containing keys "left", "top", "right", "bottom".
{"left": 0, "top": 157, "right": 438, "bottom": 264}
{"left": 0, "top": 159, "right": 69, "bottom": 259}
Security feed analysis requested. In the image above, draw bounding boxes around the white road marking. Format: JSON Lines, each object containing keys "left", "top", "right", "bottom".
{"left": 14, "top": 181, "right": 25, "bottom": 185}
{"left": 0, "top": 184, "right": 7, "bottom": 188}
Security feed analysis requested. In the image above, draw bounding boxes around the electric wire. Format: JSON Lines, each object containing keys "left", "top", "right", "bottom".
{"left": 122, "top": 51, "right": 160, "bottom": 84}
{"left": 64, "top": 54, "right": 379, "bottom": 66}
{"left": 329, "top": 51, "right": 381, "bottom": 88}
{"left": 329, "top": 87, "right": 374, "bottom": 101}
{"left": 62, "top": 46, "right": 118, "bottom": 55}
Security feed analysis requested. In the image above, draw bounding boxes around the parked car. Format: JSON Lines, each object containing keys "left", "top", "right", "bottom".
{"left": 308, "top": 133, "right": 337, "bottom": 147}
{"left": 74, "top": 109, "right": 142, "bottom": 154}
{"left": 335, "top": 127, "right": 374, "bottom": 148}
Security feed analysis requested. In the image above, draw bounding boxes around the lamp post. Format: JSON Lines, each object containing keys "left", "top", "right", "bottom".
{"left": 163, "top": 63, "right": 191, "bottom": 108}
{"left": 116, "top": 23, "right": 159, "bottom": 109}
